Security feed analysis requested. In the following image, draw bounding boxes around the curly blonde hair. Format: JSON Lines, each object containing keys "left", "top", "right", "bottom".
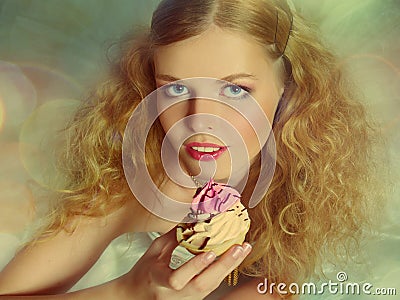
{"left": 35, "top": 0, "right": 385, "bottom": 286}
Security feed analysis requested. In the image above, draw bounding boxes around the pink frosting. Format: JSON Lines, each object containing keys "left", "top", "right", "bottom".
{"left": 190, "top": 178, "right": 241, "bottom": 217}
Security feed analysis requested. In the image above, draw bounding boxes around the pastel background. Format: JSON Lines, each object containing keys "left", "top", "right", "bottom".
{"left": 0, "top": 1, "right": 398, "bottom": 299}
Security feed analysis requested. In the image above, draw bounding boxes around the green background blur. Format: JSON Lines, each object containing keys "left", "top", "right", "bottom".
{"left": 0, "top": 1, "right": 399, "bottom": 299}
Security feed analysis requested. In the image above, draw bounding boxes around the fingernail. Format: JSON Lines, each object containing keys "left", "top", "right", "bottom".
{"left": 232, "top": 246, "right": 243, "bottom": 259}
{"left": 243, "top": 243, "right": 252, "bottom": 255}
{"left": 202, "top": 251, "right": 216, "bottom": 264}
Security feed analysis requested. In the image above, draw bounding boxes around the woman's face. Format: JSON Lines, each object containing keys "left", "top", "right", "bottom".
{"left": 154, "top": 25, "right": 283, "bottom": 183}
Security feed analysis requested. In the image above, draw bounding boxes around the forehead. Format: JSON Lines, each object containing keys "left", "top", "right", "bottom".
{"left": 153, "top": 25, "right": 273, "bottom": 79}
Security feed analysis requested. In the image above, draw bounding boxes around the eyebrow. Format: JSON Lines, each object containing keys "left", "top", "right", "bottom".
{"left": 155, "top": 73, "right": 257, "bottom": 83}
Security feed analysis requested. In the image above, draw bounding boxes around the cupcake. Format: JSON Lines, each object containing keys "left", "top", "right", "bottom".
{"left": 176, "top": 178, "right": 250, "bottom": 256}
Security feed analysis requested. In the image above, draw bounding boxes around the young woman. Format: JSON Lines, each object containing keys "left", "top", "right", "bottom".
{"left": 0, "top": 0, "right": 383, "bottom": 299}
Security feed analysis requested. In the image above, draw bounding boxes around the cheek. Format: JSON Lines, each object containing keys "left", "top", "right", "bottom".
{"left": 236, "top": 121, "right": 259, "bottom": 151}
{"left": 255, "top": 91, "right": 281, "bottom": 125}
{"left": 224, "top": 112, "right": 259, "bottom": 157}
{"left": 158, "top": 104, "right": 186, "bottom": 133}
{"left": 261, "top": 102, "right": 279, "bottom": 125}
{"left": 229, "top": 101, "right": 278, "bottom": 157}
{"left": 158, "top": 112, "right": 172, "bottom": 133}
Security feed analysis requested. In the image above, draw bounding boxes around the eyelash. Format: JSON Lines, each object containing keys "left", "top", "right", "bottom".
{"left": 234, "top": 84, "right": 252, "bottom": 93}
{"left": 220, "top": 83, "right": 253, "bottom": 100}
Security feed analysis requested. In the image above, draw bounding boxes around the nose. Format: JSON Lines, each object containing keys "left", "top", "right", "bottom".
{"left": 187, "top": 98, "right": 216, "bottom": 132}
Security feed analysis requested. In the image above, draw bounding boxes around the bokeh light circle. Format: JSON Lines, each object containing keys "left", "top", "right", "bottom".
{"left": 0, "top": 61, "right": 37, "bottom": 136}
{"left": 19, "top": 99, "right": 81, "bottom": 190}
{"left": 0, "top": 96, "right": 4, "bottom": 133}
{"left": 18, "top": 63, "right": 83, "bottom": 106}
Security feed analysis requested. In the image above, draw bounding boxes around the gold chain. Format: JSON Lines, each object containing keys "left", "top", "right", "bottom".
{"left": 224, "top": 268, "right": 239, "bottom": 286}
{"left": 190, "top": 175, "right": 204, "bottom": 188}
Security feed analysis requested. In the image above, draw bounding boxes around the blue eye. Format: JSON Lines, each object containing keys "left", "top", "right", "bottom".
{"left": 164, "top": 84, "right": 189, "bottom": 97}
{"left": 221, "top": 84, "right": 251, "bottom": 99}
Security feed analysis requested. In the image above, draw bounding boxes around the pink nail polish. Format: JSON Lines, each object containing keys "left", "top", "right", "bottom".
{"left": 232, "top": 246, "right": 243, "bottom": 259}
{"left": 203, "top": 251, "right": 216, "bottom": 264}
{"left": 243, "top": 243, "right": 252, "bottom": 255}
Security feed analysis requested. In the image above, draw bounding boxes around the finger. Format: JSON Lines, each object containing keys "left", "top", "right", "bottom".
{"left": 150, "top": 263, "right": 174, "bottom": 288}
{"left": 187, "top": 243, "right": 252, "bottom": 292}
{"left": 167, "top": 251, "right": 217, "bottom": 290}
{"left": 146, "top": 226, "right": 179, "bottom": 259}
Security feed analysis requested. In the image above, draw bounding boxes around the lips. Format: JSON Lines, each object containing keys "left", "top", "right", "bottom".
{"left": 185, "top": 142, "right": 227, "bottom": 161}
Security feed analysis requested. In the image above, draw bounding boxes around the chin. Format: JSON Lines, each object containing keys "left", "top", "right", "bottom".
{"left": 181, "top": 157, "right": 232, "bottom": 180}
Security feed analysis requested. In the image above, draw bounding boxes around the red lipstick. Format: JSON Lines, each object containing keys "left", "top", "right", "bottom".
{"left": 185, "top": 142, "right": 227, "bottom": 161}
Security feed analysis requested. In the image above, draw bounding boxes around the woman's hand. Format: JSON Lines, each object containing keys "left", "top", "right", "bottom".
{"left": 117, "top": 228, "right": 252, "bottom": 300}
